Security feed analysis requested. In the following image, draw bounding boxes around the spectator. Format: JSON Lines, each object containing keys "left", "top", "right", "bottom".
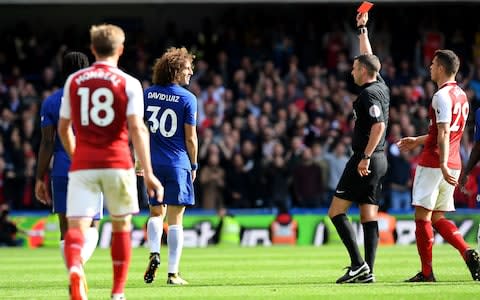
{"left": 324, "top": 141, "right": 349, "bottom": 201}
{"left": 0, "top": 155, "right": 5, "bottom": 204}
{"left": 0, "top": 204, "right": 24, "bottom": 246}
{"left": 3, "top": 127, "right": 26, "bottom": 209}
{"left": 4, "top": 86, "right": 23, "bottom": 114}
{"left": 199, "top": 151, "right": 225, "bottom": 210}
{"left": 263, "top": 142, "right": 291, "bottom": 209}
{"left": 292, "top": 147, "right": 324, "bottom": 207}
{"left": 386, "top": 142, "right": 412, "bottom": 212}
{"left": 225, "top": 153, "right": 251, "bottom": 208}
{"left": 311, "top": 142, "right": 330, "bottom": 197}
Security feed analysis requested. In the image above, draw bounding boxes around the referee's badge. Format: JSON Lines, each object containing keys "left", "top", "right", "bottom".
{"left": 369, "top": 105, "right": 381, "bottom": 118}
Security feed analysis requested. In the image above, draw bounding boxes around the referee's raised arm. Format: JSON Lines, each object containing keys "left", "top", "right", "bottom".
{"left": 356, "top": 12, "right": 372, "bottom": 55}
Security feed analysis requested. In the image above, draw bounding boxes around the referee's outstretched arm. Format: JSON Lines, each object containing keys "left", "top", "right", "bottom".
{"left": 356, "top": 12, "right": 372, "bottom": 55}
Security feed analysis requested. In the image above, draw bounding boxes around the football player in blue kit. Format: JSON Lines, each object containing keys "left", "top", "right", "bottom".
{"left": 35, "top": 51, "right": 102, "bottom": 267}
{"left": 142, "top": 47, "right": 198, "bottom": 285}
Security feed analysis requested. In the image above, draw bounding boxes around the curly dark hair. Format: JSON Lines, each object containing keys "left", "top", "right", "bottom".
{"left": 152, "top": 47, "right": 195, "bottom": 85}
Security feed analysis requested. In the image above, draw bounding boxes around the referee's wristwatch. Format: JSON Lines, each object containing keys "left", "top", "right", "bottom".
{"left": 361, "top": 153, "right": 371, "bottom": 160}
{"left": 357, "top": 25, "right": 368, "bottom": 35}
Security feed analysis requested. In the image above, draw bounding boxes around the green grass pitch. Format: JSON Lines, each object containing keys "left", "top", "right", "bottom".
{"left": 1, "top": 245, "right": 480, "bottom": 299}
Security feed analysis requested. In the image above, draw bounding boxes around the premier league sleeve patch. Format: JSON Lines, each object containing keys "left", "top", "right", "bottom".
{"left": 369, "top": 104, "right": 381, "bottom": 118}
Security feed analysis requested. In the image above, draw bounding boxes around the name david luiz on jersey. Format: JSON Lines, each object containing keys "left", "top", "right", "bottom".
{"left": 144, "top": 83, "right": 197, "bottom": 170}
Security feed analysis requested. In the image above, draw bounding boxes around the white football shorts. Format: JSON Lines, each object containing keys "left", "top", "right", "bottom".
{"left": 412, "top": 165, "right": 460, "bottom": 211}
{"left": 66, "top": 168, "right": 139, "bottom": 218}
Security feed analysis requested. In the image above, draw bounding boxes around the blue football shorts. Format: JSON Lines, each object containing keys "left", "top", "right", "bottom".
{"left": 148, "top": 166, "right": 195, "bottom": 206}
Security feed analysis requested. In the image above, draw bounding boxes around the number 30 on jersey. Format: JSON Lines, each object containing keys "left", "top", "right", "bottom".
{"left": 147, "top": 105, "right": 178, "bottom": 137}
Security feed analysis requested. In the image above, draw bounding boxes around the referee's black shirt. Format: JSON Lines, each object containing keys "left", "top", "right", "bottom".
{"left": 351, "top": 75, "right": 390, "bottom": 153}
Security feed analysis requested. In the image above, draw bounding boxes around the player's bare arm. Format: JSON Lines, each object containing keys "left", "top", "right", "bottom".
{"left": 128, "top": 114, "right": 164, "bottom": 201}
{"left": 396, "top": 135, "right": 427, "bottom": 152}
{"left": 460, "top": 141, "right": 480, "bottom": 187}
{"left": 357, "top": 121, "right": 384, "bottom": 177}
{"left": 35, "top": 125, "right": 55, "bottom": 204}
{"left": 437, "top": 122, "right": 457, "bottom": 185}
{"left": 185, "top": 123, "right": 198, "bottom": 182}
{"left": 58, "top": 117, "right": 75, "bottom": 158}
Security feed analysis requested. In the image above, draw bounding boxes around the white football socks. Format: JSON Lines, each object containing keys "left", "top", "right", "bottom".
{"left": 60, "top": 239, "right": 66, "bottom": 268}
{"left": 167, "top": 225, "right": 183, "bottom": 274}
{"left": 147, "top": 216, "right": 164, "bottom": 254}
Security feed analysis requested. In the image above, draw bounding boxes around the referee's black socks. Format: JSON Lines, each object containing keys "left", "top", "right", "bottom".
{"left": 331, "top": 213, "right": 363, "bottom": 267}
{"left": 362, "top": 221, "right": 379, "bottom": 273}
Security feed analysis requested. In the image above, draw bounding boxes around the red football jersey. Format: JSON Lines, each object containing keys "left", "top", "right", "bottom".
{"left": 60, "top": 62, "right": 144, "bottom": 171}
{"left": 419, "top": 81, "right": 469, "bottom": 170}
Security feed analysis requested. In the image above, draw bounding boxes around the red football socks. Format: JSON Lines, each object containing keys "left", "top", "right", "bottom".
{"left": 111, "top": 231, "right": 132, "bottom": 294}
{"left": 64, "top": 228, "right": 85, "bottom": 269}
{"left": 433, "top": 218, "right": 469, "bottom": 260}
{"left": 415, "top": 220, "right": 433, "bottom": 276}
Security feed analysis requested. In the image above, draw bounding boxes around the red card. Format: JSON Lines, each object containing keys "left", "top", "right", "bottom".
{"left": 357, "top": 1, "right": 374, "bottom": 13}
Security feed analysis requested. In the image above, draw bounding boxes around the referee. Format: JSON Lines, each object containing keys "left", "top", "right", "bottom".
{"left": 327, "top": 11, "right": 390, "bottom": 284}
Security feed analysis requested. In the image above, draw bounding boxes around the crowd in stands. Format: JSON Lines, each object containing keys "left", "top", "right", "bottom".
{"left": 1, "top": 5, "right": 480, "bottom": 211}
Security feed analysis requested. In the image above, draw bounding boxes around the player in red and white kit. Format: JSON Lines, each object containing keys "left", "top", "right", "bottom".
{"left": 58, "top": 24, "right": 163, "bottom": 300}
{"left": 397, "top": 49, "right": 480, "bottom": 282}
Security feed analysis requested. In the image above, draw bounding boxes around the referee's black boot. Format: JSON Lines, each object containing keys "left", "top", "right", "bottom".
{"left": 336, "top": 262, "right": 370, "bottom": 284}
{"left": 354, "top": 272, "right": 376, "bottom": 283}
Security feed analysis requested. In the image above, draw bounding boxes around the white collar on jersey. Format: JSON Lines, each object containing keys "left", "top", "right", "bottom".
{"left": 93, "top": 60, "right": 117, "bottom": 67}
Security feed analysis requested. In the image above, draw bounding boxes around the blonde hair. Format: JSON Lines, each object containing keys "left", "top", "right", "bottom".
{"left": 89, "top": 24, "right": 125, "bottom": 57}
{"left": 152, "top": 47, "right": 195, "bottom": 85}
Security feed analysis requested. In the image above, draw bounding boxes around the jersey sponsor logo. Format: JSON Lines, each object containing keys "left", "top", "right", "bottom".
{"left": 147, "top": 92, "right": 180, "bottom": 102}
{"left": 369, "top": 104, "right": 381, "bottom": 118}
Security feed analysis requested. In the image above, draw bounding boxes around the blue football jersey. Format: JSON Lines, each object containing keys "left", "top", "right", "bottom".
{"left": 40, "top": 88, "right": 71, "bottom": 176}
{"left": 144, "top": 84, "right": 197, "bottom": 170}
{"left": 475, "top": 108, "right": 480, "bottom": 143}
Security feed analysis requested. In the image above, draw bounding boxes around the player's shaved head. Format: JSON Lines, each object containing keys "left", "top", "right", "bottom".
{"left": 354, "top": 54, "right": 381, "bottom": 77}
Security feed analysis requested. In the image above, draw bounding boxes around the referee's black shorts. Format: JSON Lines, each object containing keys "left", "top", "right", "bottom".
{"left": 334, "top": 151, "right": 387, "bottom": 205}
